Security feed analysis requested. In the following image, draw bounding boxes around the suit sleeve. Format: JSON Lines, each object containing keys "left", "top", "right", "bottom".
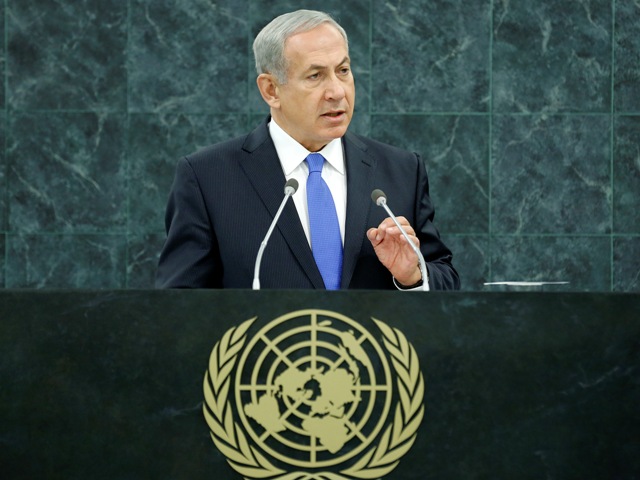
{"left": 155, "top": 157, "right": 222, "bottom": 288}
{"left": 413, "top": 153, "right": 461, "bottom": 290}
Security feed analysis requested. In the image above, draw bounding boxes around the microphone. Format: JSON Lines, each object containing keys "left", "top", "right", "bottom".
{"left": 252, "top": 179, "right": 299, "bottom": 290}
{"left": 371, "top": 189, "right": 429, "bottom": 291}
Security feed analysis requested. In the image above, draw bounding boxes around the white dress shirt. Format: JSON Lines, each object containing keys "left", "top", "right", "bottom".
{"left": 269, "top": 119, "right": 347, "bottom": 246}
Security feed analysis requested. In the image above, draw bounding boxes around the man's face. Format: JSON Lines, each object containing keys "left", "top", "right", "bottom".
{"left": 271, "top": 23, "right": 355, "bottom": 152}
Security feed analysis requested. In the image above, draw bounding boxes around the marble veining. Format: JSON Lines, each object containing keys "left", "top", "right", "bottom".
{"left": 8, "top": 112, "right": 127, "bottom": 234}
{"left": 0, "top": 118, "right": 6, "bottom": 233}
{"left": 7, "top": 0, "right": 127, "bottom": 110}
{"left": 614, "top": 237, "right": 640, "bottom": 292}
{"left": 442, "top": 235, "right": 489, "bottom": 291}
{"left": 614, "top": 0, "right": 640, "bottom": 112}
{"left": 127, "top": 232, "right": 166, "bottom": 288}
{"left": 492, "top": 0, "right": 611, "bottom": 113}
{"left": 492, "top": 114, "right": 611, "bottom": 234}
{"left": 491, "top": 235, "right": 611, "bottom": 290}
{"left": 0, "top": 2, "right": 5, "bottom": 109}
{"left": 6, "top": 233, "right": 126, "bottom": 288}
{"left": 372, "top": 0, "right": 491, "bottom": 112}
{"left": 0, "top": 234, "right": 4, "bottom": 287}
{"left": 128, "top": 0, "right": 250, "bottom": 113}
{"left": 614, "top": 115, "right": 640, "bottom": 233}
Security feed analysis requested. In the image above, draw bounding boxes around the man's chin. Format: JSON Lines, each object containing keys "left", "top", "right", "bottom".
{"left": 323, "top": 122, "right": 350, "bottom": 139}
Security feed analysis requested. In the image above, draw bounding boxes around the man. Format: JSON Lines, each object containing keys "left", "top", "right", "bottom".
{"left": 156, "top": 10, "right": 459, "bottom": 290}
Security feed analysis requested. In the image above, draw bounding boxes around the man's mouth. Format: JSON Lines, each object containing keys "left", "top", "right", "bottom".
{"left": 323, "top": 111, "right": 345, "bottom": 117}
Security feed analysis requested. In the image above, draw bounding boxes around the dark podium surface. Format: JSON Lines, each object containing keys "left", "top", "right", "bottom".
{"left": 1, "top": 290, "right": 638, "bottom": 479}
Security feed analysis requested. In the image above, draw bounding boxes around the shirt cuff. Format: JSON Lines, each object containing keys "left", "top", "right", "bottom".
{"left": 393, "top": 270, "right": 430, "bottom": 291}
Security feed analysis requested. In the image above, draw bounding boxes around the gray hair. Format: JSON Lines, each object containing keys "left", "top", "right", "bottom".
{"left": 253, "top": 10, "right": 349, "bottom": 84}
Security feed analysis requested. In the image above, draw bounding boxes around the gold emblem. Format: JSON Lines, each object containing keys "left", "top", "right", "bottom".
{"left": 203, "top": 309, "right": 424, "bottom": 479}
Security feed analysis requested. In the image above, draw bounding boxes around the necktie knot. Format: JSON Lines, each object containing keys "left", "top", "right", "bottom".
{"left": 306, "top": 153, "right": 325, "bottom": 174}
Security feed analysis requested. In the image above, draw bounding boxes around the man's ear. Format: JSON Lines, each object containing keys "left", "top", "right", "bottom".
{"left": 256, "top": 74, "right": 281, "bottom": 109}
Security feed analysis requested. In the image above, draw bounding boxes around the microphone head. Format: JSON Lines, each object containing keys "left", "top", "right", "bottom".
{"left": 284, "top": 178, "right": 299, "bottom": 195}
{"left": 371, "top": 189, "right": 387, "bottom": 206}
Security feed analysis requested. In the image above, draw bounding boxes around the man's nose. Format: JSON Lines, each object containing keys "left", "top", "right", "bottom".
{"left": 325, "top": 75, "right": 346, "bottom": 100}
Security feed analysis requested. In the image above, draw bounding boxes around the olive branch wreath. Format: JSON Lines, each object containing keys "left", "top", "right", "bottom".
{"left": 202, "top": 316, "right": 424, "bottom": 480}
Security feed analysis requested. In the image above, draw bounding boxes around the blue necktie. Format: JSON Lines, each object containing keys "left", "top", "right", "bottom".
{"left": 306, "top": 153, "right": 343, "bottom": 290}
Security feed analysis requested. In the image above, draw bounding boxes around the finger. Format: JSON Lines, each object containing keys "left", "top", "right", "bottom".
{"left": 393, "top": 216, "right": 415, "bottom": 232}
{"left": 377, "top": 217, "right": 396, "bottom": 230}
{"left": 380, "top": 217, "right": 415, "bottom": 235}
{"left": 367, "top": 227, "right": 383, "bottom": 245}
{"left": 403, "top": 234, "right": 420, "bottom": 248}
{"left": 385, "top": 224, "right": 416, "bottom": 238}
{"left": 395, "top": 234, "right": 420, "bottom": 252}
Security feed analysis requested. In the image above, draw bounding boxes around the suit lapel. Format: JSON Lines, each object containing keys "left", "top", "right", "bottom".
{"left": 341, "top": 133, "right": 376, "bottom": 288}
{"left": 239, "top": 119, "right": 324, "bottom": 288}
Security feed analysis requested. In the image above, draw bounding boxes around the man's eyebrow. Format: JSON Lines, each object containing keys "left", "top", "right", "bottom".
{"left": 306, "top": 57, "right": 351, "bottom": 71}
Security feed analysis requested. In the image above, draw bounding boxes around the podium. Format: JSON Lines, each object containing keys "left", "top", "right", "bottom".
{"left": 1, "top": 290, "right": 639, "bottom": 479}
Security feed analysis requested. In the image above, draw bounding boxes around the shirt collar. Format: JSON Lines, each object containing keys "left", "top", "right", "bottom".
{"left": 269, "top": 118, "right": 345, "bottom": 175}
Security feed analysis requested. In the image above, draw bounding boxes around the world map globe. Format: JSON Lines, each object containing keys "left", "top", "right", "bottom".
{"left": 234, "top": 309, "right": 393, "bottom": 469}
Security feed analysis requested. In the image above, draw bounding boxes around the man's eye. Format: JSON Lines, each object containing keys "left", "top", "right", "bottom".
{"left": 339, "top": 67, "right": 351, "bottom": 75}
{"left": 308, "top": 73, "right": 320, "bottom": 80}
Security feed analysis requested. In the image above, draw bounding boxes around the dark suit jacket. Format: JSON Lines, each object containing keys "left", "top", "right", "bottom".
{"left": 156, "top": 117, "right": 459, "bottom": 290}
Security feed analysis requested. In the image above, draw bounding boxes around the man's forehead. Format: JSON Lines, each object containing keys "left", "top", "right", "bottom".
{"left": 285, "top": 23, "right": 347, "bottom": 54}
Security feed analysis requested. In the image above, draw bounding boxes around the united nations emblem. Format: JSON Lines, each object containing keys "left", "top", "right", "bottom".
{"left": 203, "top": 309, "right": 424, "bottom": 479}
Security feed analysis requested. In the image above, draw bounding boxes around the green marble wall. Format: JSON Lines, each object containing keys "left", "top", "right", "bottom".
{"left": 0, "top": 0, "right": 638, "bottom": 291}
